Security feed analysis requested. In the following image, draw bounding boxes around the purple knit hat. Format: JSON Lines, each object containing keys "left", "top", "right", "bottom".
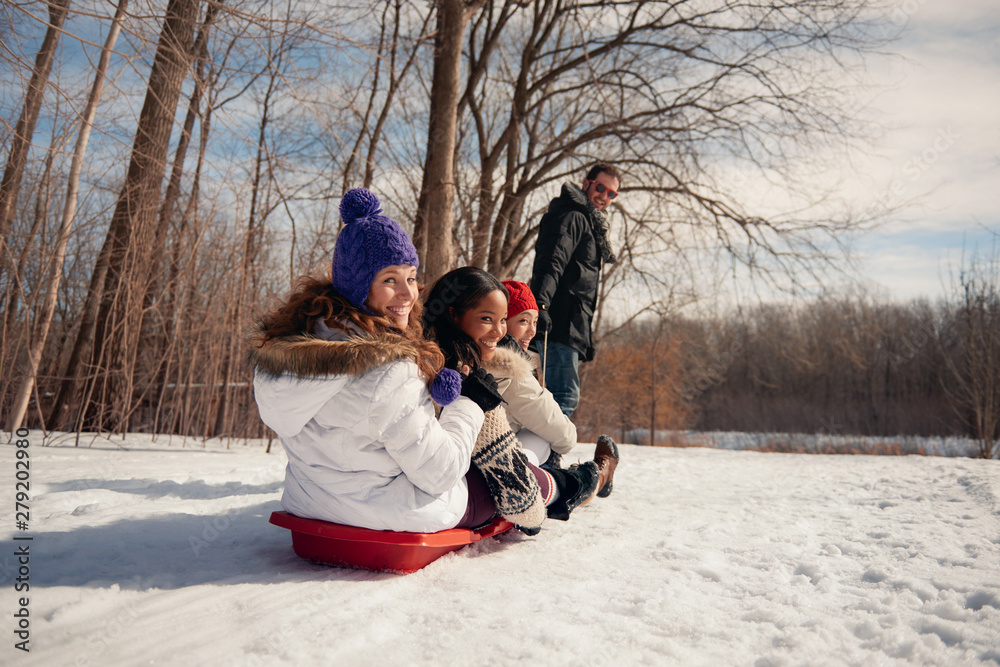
{"left": 332, "top": 188, "right": 419, "bottom": 310}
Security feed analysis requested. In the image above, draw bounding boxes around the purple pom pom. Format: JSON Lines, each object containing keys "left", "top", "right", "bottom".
{"left": 339, "top": 188, "right": 383, "bottom": 224}
{"left": 430, "top": 368, "right": 462, "bottom": 406}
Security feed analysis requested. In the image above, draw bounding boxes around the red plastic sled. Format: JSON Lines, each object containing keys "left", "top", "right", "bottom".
{"left": 269, "top": 511, "right": 513, "bottom": 574}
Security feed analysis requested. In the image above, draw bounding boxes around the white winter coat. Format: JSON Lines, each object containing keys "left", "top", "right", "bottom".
{"left": 250, "top": 322, "right": 484, "bottom": 533}
{"left": 482, "top": 346, "right": 577, "bottom": 455}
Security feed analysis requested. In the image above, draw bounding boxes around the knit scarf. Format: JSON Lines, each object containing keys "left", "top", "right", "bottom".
{"left": 587, "top": 202, "right": 617, "bottom": 265}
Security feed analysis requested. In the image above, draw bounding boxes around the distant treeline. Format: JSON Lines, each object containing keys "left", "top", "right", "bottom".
{"left": 575, "top": 272, "right": 1000, "bottom": 458}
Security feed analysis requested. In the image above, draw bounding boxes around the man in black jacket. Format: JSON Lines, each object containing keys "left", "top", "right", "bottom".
{"left": 529, "top": 163, "right": 620, "bottom": 417}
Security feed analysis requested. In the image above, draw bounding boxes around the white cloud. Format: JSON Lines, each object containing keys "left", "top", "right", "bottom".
{"left": 835, "top": 0, "right": 1000, "bottom": 299}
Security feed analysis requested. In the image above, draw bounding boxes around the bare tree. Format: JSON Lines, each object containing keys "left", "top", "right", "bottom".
{"left": 6, "top": 0, "right": 129, "bottom": 433}
{"left": 938, "top": 245, "right": 1000, "bottom": 458}
{"left": 342, "top": 0, "right": 432, "bottom": 193}
{"left": 412, "top": 0, "right": 487, "bottom": 284}
{"left": 53, "top": 0, "right": 202, "bottom": 434}
{"left": 0, "top": 0, "right": 70, "bottom": 261}
{"left": 0, "top": 0, "right": 71, "bottom": 393}
{"left": 574, "top": 317, "right": 697, "bottom": 444}
{"left": 0, "top": 0, "right": 904, "bottom": 441}
{"left": 449, "top": 0, "right": 889, "bottom": 298}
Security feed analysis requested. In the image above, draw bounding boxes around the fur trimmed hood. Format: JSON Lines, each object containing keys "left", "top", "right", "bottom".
{"left": 480, "top": 344, "right": 577, "bottom": 455}
{"left": 248, "top": 323, "right": 424, "bottom": 379}
{"left": 481, "top": 346, "right": 536, "bottom": 381}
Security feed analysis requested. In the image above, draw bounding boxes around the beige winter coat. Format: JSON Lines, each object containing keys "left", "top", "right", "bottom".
{"left": 482, "top": 346, "right": 577, "bottom": 455}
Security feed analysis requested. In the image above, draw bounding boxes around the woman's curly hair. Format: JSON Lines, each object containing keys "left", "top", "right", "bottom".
{"left": 255, "top": 274, "right": 445, "bottom": 383}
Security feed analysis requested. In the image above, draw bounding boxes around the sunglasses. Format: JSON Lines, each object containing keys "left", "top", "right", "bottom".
{"left": 588, "top": 181, "right": 619, "bottom": 200}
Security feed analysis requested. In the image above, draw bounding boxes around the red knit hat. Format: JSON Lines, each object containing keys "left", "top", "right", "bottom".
{"left": 502, "top": 280, "right": 538, "bottom": 319}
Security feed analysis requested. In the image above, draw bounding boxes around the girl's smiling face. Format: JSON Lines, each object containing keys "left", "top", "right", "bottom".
{"left": 506, "top": 309, "right": 538, "bottom": 352}
{"left": 366, "top": 264, "right": 418, "bottom": 329}
{"left": 455, "top": 289, "right": 508, "bottom": 362}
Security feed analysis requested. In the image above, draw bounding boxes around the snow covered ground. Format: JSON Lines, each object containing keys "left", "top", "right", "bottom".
{"left": 3, "top": 430, "right": 999, "bottom": 666}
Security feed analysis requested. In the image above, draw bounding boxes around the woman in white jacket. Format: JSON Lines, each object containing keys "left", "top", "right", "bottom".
{"left": 250, "top": 188, "right": 516, "bottom": 533}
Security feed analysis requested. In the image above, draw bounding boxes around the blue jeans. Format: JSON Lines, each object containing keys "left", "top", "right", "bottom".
{"left": 538, "top": 341, "right": 580, "bottom": 417}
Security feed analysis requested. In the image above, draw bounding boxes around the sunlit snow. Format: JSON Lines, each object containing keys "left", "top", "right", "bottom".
{"left": 4, "top": 431, "right": 998, "bottom": 666}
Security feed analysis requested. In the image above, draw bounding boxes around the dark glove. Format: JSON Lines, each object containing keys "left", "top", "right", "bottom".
{"left": 536, "top": 308, "right": 552, "bottom": 334}
{"left": 460, "top": 367, "right": 504, "bottom": 412}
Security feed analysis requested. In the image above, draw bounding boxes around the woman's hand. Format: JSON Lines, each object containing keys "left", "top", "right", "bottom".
{"left": 460, "top": 367, "right": 504, "bottom": 412}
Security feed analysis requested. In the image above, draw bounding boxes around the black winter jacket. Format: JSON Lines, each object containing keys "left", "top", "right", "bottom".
{"left": 529, "top": 183, "right": 603, "bottom": 362}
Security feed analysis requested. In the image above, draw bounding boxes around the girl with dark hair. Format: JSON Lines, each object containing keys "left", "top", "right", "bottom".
{"left": 423, "top": 267, "right": 619, "bottom": 522}
{"left": 249, "top": 189, "right": 508, "bottom": 533}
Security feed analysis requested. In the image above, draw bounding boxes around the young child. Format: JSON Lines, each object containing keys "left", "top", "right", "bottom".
{"left": 249, "top": 188, "right": 510, "bottom": 533}
{"left": 502, "top": 280, "right": 539, "bottom": 357}
{"left": 499, "top": 280, "right": 579, "bottom": 467}
{"left": 423, "top": 267, "right": 619, "bottom": 521}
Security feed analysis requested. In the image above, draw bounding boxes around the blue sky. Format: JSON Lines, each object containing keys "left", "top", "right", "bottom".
{"left": 849, "top": 0, "right": 1000, "bottom": 302}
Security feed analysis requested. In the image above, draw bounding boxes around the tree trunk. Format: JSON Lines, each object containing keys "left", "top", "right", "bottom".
{"left": 413, "top": 0, "right": 484, "bottom": 285}
{"left": 147, "top": 0, "right": 220, "bottom": 294}
{"left": 80, "top": 0, "right": 201, "bottom": 434}
{"left": 5, "top": 0, "right": 129, "bottom": 433}
{"left": 154, "top": 57, "right": 215, "bottom": 436}
{"left": 0, "top": 0, "right": 71, "bottom": 392}
{"left": 3, "top": 132, "right": 60, "bottom": 342}
{"left": 146, "top": 0, "right": 219, "bottom": 435}
{"left": 214, "top": 29, "right": 282, "bottom": 437}
{"left": 0, "top": 0, "right": 71, "bottom": 250}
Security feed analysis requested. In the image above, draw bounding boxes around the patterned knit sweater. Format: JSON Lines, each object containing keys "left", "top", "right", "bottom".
{"left": 472, "top": 404, "right": 545, "bottom": 530}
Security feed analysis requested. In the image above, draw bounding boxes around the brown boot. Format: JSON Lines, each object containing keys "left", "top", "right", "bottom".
{"left": 578, "top": 435, "right": 619, "bottom": 506}
{"left": 594, "top": 435, "right": 619, "bottom": 498}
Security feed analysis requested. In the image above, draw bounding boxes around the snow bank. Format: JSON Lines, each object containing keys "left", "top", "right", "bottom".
{"left": 626, "top": 429, "right": 988, "bottom": 457}
{"left": 3, "top": 431, "right": 998, "bottom": 666}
